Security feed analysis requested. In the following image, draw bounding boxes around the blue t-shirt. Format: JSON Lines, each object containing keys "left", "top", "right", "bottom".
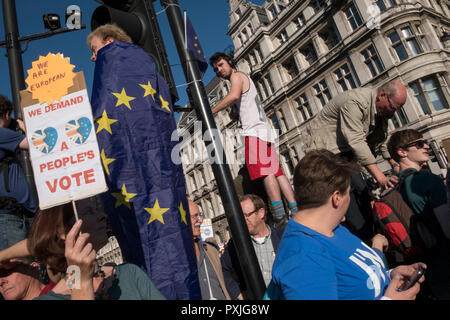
{"left": 0, "top": 127, "right": 36, "bottom": 214}
{"left": 265, "top": 219, "right": 390, "bottom": 300}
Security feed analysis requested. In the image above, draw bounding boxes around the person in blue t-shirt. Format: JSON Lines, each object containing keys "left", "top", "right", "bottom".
{"left": 265, "top": 149, "right": 426, "bottom": 300}
{"left": 0, "top": 95, "right": 36, "bottom": 251}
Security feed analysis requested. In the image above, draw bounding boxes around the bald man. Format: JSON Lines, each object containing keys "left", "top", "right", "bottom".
{"left": 188, "top": 200, "right": 230, "bottom": 300}
{"left": 300, "top": 81, "right": 407, "bottom": 242}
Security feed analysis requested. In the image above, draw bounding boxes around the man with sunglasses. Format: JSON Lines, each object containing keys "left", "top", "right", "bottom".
{"left": 220, "top": 194, "right": 284, "bottom": 299}
{"left": 388, "top": 129, "right": 450, "bottom": 299}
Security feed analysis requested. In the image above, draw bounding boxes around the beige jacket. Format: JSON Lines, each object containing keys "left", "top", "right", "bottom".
{"left": 300, "top": 88, "right": 390, "bottom": 166}
{"left": 203, "top": 241, "right": 231, "bottom": 300}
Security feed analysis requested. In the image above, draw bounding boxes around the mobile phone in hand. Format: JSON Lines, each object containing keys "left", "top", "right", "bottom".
{"left": 398, "top": 267, "right": 424, "bottom": 292}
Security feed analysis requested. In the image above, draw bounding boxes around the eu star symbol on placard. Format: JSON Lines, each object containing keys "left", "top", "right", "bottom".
{"left": 179, "top": 202, "right": 187, "bottom": 225}
{"left": 145, "top": 199, "right": 169, "bottom": 225}
{"left": 112, "top": 88, "right": 135, "bottom": 110}
{"left": 139, "top": 81, "right": 157, "bottom": 101}
{"left": 111, "top": 184, "right": 137, "bottom": 209}
{"left": 100, "top": 149, "right": 116, "bottom": 176}
{"left": 159, "top": 95, "right": 171, "bottom": 112}
{"left": 96, "top": 110, "right": 118, "bottom": 134}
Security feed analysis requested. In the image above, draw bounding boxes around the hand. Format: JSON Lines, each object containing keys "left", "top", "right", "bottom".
{"left": 390, "top": 263, "right": 427, "bottom": 283}
{"left": 64, "top": 220, "right": 96, "bottom": 285}
{"left": 371, "top": 234, "right": 388, "bottom": 252}
{"left": 16, "top": 119, "right": 26, "bottom": 133}
{"left": 377, "top": 175, "right": 398, "bottom": 189}
{"left": 384, "top": 263, "right": 426, "bottom": 300}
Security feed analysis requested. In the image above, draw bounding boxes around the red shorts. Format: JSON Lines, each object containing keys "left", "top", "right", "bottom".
{"left": 244, "top": 136, "right": 284, "bottom": 181}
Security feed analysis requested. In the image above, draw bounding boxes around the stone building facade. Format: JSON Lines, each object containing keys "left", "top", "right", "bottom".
{"left": 177, "top": 0, "right": 450, "bottom": 243}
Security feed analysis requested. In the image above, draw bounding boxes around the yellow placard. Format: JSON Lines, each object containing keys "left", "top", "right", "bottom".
{"left": 25, "top": 52, "right": 76, "bottom": 105}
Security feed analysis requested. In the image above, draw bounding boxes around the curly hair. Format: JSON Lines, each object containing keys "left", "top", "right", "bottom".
{"left": 0, "top": 94, "right": 13, "bottom": 118}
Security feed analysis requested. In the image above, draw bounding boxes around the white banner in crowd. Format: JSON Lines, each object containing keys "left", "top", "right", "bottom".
{"left": 23, "top": 89, "right": 108, "bottom": 209}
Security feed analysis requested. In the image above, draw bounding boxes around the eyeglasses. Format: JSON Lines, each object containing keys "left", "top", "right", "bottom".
{"left": 403, "top": 139, "right": 429, "bottom": 149}
{"left": 243, "top": 209, "right": 258, "bottom": 219}
{"left": 191, "top": 213, "right": 203, "bottom": 221}
{"left": 386, "top": 95, "right": 398, "bottom": 112}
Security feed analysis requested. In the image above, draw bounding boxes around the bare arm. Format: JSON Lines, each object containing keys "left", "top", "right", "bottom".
{"left": 212, "top": 72, "right": 244, "bottom": 114}
{"left": 17, "top": 119, "right": 29, "bottom": 150}
{"left": 0, "top": 239, "right": 30, "bottom": 263}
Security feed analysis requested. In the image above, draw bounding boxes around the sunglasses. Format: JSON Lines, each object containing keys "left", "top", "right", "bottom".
{"left": 403, "top": 139, "right": 429, "bottom": 149}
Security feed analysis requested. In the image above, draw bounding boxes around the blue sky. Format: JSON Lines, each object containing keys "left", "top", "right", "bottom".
{"left": 0, "top": 0, "right": 233, "bottom": 119}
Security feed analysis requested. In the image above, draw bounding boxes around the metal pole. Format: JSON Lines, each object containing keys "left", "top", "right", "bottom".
{"left": 160, "top": 0, "right": 266, "bottom": 299}
{"left": 2, "top": 0, "right": 38, "bottom": 203}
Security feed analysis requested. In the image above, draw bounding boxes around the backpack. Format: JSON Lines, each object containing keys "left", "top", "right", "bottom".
{"left": 372, "top": 170, "right": 438, "bottom": 260}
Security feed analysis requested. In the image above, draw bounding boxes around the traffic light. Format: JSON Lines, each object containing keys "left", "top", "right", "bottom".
{"left": 91, "top": 0, "right": 178, "bottom": 102}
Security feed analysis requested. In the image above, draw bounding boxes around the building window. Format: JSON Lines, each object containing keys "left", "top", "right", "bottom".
{"left": 242, "top": 29, "right": 249, "bottom": 43}
{"left": 295, "top": 93, "right": 313, "bottom": 122}
{"left": 277, "top": 29, "right": 289, "bottom": 44}
{"left": 344, "top": 2, "right": 363, "bottom": 30}
{"left": 390, "top": 107, "right": 408, "bottom": 129}
{"left": 299, "top": 43, "right": 318, "bottom": 66}
{"left": 256, "top": 45, "right": 264, "bottom": 61}
{"left": 361, "top": 45, "right": 385, "bottom": 77}
{"left": 271, "top": 114, "right": 281, "bottom": 131}
{"left": 334, "top": 64, "right": 357, "bottom": 92}
{"left": 269, "top": 5, "right": 278, "bottom": 20}
{"left": 281, "top": 56, "right": 299, "bottom": 80}
{"left": 189, "top": 173, "right": 197, "bottom": 191}
{"left": 266, "top": 74, "right": 275, "bottom": 93}
{"left": 294, "top": 12, "right": 306, "bottom": 30}
{"left": 281, "top": 151, "right": 295, "bottom": 178}
{"left": 314, "top": 79, "right": 332, "bottom": 107}
{"left": 319, "top": 24, "right": 341, "bottom": 51}
{"left": 311, "top": 0, "right": 326, "bottom": 13}
{"left": 410, "top": 75, "right": 449, "bottom": 114}
{"left": 388, "top": 24, "right": 428, "bottom": 62}
{"left": 376, "top": 0, "right": 394, "bottom": 12}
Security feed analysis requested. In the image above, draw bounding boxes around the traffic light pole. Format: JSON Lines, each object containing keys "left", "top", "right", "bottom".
{"left": 2, "top": 0, "right": 37, "bottom": 203}
{"left": 160, "top": 0, "right": 267, "bottom": 299}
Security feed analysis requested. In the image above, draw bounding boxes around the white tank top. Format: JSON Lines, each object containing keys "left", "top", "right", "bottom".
{"left": 235, "top": 73, "right": 276, "bottom": 143}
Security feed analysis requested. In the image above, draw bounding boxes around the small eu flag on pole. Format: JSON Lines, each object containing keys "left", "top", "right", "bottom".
{"left": 184, "top": 11, "right": 208, "bottom": 78}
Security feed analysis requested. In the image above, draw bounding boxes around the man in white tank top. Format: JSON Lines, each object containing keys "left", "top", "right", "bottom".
{"left": 210, "top": 52, "right": 297, "bottom": 226}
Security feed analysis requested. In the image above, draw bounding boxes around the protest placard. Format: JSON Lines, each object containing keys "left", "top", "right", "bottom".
{"left": 20, "top": 55, "right": 108, "bottom": 210}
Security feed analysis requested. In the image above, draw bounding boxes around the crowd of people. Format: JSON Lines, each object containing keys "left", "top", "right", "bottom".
{"left": 1, "top": 23, "right": 449, "bottom": 301}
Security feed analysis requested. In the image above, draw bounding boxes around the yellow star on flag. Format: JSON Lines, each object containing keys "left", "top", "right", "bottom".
{"left": 112, "top": 88, "right": 135, "bottom": 110}
{"left": 100, "top": 149, "right": 116, "bottom": 176}
{"left": 95, "top": 110, "right": 118, "bottom": 134}
{"left": 145, "top": 199, "right": 169, "bottom": 225}
{"left": 179, "top": 202, "right": 187, "bottom": 225}
{"left": 159, "top": 95, "right": 171, "bottom": 112}
{"left": 111, "top": 184, "right": 137, "bottom": 209}
{"left": 139, "top": 81, "right": 157, "bottom": 101}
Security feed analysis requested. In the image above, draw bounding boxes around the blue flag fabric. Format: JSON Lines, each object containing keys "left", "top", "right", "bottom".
{"left": 185, "top": 12, "right": 208, "bottom": 78}
{"left": 91, "top": 41, "right": 201, "bottom": 300}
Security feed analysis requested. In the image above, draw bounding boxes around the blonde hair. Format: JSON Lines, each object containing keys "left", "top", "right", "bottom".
{"left": 87, "top": 23, "right": 133, "bottom": 48}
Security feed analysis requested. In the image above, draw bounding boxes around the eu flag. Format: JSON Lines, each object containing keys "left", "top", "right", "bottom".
{"left": 185, "top": 12, "right": 208, "bottom": 78}
{"left": 91, "top": 41, "right": 201, "bottom": 300}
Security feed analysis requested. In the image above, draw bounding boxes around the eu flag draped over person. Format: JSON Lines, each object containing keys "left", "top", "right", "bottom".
{"left": 185, "top": 11, "right": 208, "bottom": 77}
{"left": 90, "top": 40, "right": 201, "bottom": 300}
